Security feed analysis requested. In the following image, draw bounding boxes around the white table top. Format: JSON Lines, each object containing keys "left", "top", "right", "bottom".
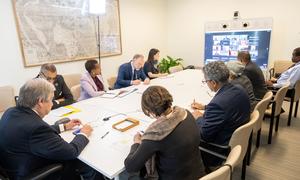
{"left": 43, "top": 69, "right": 213, "bottom": 179}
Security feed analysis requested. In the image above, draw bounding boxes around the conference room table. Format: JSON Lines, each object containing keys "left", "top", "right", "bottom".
{"left": 44, "top": 69, "right": 214, "bottom": 179}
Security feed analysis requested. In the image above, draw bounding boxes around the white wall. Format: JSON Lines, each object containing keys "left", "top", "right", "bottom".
{"left": 1, "top": 0, "right": 300, "bottom": 92}
{"left": 0, "top": 0, "right": 167, "bottom": 92}
{"left": 166, "top": 0, "right": 300, "bottom": 67}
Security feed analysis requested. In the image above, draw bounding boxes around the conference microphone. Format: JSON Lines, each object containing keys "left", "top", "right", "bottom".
{"left": 103, "top": 113, "right": 125, "bottom": 121}
{"left": 102, "top": 109, "right": 141, "bottom": 121}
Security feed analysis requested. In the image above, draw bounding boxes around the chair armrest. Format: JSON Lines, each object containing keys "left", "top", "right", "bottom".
{"left": 255, "top": 98, "right": 263, "bottom": 101}
{"left": 200, "top": 139, "right": 230, "bottom": 149}
{"left": 269, "top": 68, "right": 274, "bottom": 79}
{"left": 24, "top": 163, "right": 63, "bottom": 180}
{"left": 199, "top": 140, "right": 231, "bottom": 161}
{"left": 199, "top": 146, "right": 227, "bottom": 160}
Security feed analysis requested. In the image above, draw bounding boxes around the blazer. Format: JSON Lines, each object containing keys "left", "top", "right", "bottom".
{"left": 243, "top": 61, "right": 268, "bottom": 99}
{"left": 0, "top": 107, "right": 89, "bottom": 179}
{"left": 125, "top": 111, "right": 205, "bottom": 180}
{"left": 36, "top": 74, "right": 74, "bottom": 109}
{"left": 197, "top": 83, "right": 250, "bottom": 166}
{"left": 114, "top": 61, "right": 147, "bottom": 89}
{"left": 197, "top": 83, "right": 250, "bottom": 145}
{"left": 78, "top": 72, "right": 107, "bottom": 101}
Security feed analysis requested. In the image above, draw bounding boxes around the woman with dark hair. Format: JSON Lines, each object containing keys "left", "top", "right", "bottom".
{"left": 123, "top": 86, "right": 205, "bottom": 180}
{"left": 143, "top": 48, "right": 168, "bottom": 79}
{"left": 78, "top": 59, "right": 107, "bottom": 101}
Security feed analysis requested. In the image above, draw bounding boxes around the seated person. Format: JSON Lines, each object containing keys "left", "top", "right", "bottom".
{"left": 143, "top": 48, "right": 168, "bottom": 79}
{"left": 191, "top": 61, "right": 250, "bottom": 168}
{"left": 0, "top": 78, "right": 103, "bottom": 180}
{"left": 226, "top": 60, "right": 257, "bottom": 111}
{"left": 79, "top": 59, "right": 108, "bottom": 101}
{"left": 114, "top": 54, "right": 150, "bottom": 89}
{"left": 266, "top": 47, "right": 300, "bottom": 91}
{"left": 123, "top": 86, "right": 205, "bottom": 180}
{"left": 37, "top": 63, "right": 74, "bottom": 109}
{"left": 238, "top": 51, "right": 268, "bottom": 99}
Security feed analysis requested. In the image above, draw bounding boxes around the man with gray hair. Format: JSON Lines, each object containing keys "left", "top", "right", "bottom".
{"left": 37, "top": 63, "right": 74, "bottom": 109}
{"left": 191, "top": 61, "right": 250, "bottom": 169}
{"left": 226, "top": 60, "right": 256, "bottom": 111}
{"left": 114, "top": 54, "right": 150, "bottom": 89}
{"left": 0, "top": 79, "right": 103, "bottom": 179}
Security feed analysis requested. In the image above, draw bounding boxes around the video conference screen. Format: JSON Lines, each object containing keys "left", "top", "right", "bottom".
{"left": 204, "top": 30, "right": 271, "bottom": 69}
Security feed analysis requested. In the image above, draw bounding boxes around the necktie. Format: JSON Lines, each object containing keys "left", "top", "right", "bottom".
{"left": 133, "top": 69, "right": 137, "bottom": 80}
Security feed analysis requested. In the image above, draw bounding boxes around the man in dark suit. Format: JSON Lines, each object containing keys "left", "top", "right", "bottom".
{"left": 238, "top": 51, "right": 268, "bottom": 99}
{"left": 0, "top": 78, "right": 102, "bottom": 180}
{"left": 37, "top": 63, "right": 74, "bottom": 109}
{"left": 192, "top": 61, "right": 250, "bottom": 168}
{"left": 114, "top": 54, "right": 150, "bottom": 89}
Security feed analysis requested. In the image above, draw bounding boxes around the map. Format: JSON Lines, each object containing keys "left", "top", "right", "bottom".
{"left": 13, "top": 0, "right": 122, "bottom": 67}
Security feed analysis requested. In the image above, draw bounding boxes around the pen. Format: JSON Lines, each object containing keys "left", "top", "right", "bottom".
{"left": 101, "top": 131, "right": 109, "bottom": 139}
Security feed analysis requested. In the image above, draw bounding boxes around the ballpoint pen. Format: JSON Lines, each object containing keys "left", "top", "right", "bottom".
{"left": 101, "top": 131, "right": 110, "bottom": 139}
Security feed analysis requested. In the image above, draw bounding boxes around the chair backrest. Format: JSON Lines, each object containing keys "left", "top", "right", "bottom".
{"left": 229, "top": 110, "right": 259, "bottom": 164}
{"left": 273, "top": 60, "right": 293, "bottom": 74}
{"left": 273, "top": 84, "right": 289, "bottom": 116}
{"left": 293, "top": 80, "right": 300, "bottom": 102}
{"left": 253, "top": 91, "right": 273, "bottom": 132}
{"left": 0, "top": 86, "right": 16, "bottom": 114}
{"left": 107, "top": 76, "right": 117, "bottom": 90}
{"left": 169, "top": 65, "right": 183, "bottom": 74}
{"left": 62, "top": 73, "right": 81, "bottom": 89}
{"left": 200, "top": 145, "right": 242, "bottom": 180}
{"left": 70, "top": 84, "right": 81, "bottom": 101}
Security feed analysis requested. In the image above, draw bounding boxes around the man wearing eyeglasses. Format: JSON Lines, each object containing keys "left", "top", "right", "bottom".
{"left": 37, "top": 63, "right": 74, "bottom": 109}
{"left": 191, "top": 61, "right": 250, "bottom": 171}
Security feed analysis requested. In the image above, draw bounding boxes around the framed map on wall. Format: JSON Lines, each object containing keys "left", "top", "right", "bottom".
{"left": 12, "top": 0, "right": 122, "bottom": 67}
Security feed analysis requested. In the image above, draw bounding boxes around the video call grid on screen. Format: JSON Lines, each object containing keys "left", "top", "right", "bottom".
{"left": 204, "top": 29, "right": 271, "bottom": 69}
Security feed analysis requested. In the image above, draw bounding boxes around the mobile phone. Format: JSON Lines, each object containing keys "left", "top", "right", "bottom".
{"left": 73, "top": 128, "right": 81, "bottom": 135}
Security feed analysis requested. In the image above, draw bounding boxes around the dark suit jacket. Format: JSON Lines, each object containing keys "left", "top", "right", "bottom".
{"left": 114, "top": 61, "right": 147, "bottom": 89}
{"left": 197, "top": 83, "right": 250, "bottom": 166}
{"left": 36, "top": 74, "right": 74, "bottom": 109}
{"left": 243, "top": 61, "right": 268, "bottom": 99}
{"left": 0, "top": 107, "right": 89, "bottom": 179}
{"left": 197, "top": 83, "right": 250, "bottom": 145}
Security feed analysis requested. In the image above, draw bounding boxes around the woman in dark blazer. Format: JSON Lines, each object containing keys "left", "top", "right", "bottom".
{"left": 123, "top": 86, "right": 205, "bottom": 180}
{"left": 143, "top": 49, "right": 168, "bottom": 79}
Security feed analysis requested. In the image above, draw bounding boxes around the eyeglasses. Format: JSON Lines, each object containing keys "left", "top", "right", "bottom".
{"left": 202, "top": 80, "right": 211, "bottom": 84}
{"left": 40, "top": 72, "right": 57, "bottom": 81}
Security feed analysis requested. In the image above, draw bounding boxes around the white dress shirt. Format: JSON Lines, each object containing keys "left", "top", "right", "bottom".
{"left": 274, "top": 62, "right": 300, "bottom": 88}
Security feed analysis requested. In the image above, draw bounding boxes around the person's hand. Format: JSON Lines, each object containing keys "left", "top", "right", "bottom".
{"left": 132, "top": 80, "right": 141, "bottom": 85}
{"left": 191, "top": 101, "right": 205, "bottom": 110}
{"left": 80, "top": 124, "right": 93, "bottom": 137}
{"left": 57, "top": 98, "right": 65, "bottom": 103}
{"left": 192, "top": 110, "right": 203, "bottom": 119}
{"left": 143, "top": 78, "right": 150, "bottom": 85}
{"left": 270, "top": 77, "right": 277, "bottom": 83}
{"left": 266, "top": 80, "right": 273, "bottom": 86}
{"left": 133, "top": 132, "right": 142, "bottom": 144}
{"left": 64, "top": 119, "right": 82, "bottom": 130}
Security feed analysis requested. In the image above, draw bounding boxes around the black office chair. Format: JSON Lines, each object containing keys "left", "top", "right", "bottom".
{"left": 0, "top": 164, "right": 63, "bottom": 180}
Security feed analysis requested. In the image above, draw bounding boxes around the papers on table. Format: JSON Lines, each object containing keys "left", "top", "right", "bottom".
{"left": 51, "top": 107, "right": 73, "bottom": 117}
{"left": 51, "top": 106, "right": 81, "bottom": 117}
{"left": 101, "top": 89, "right": 133, "bottom": 98}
